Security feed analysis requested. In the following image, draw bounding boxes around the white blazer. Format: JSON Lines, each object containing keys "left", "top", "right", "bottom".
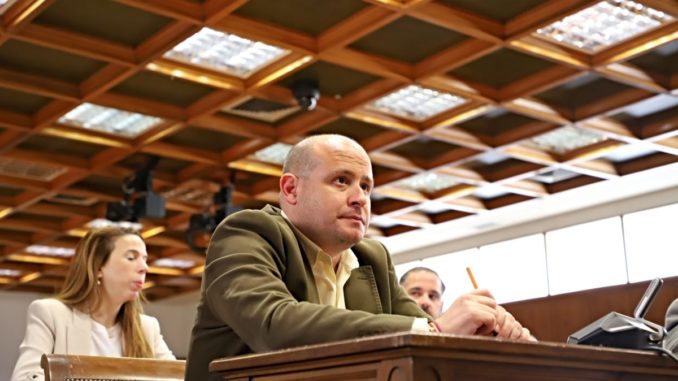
{"left": 11, "top": 298, "right": 175, "bottom": 381}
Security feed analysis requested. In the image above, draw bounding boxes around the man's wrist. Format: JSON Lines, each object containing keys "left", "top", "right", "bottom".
{"left": 428, "top": 321, "right": 441, "bottom": 333}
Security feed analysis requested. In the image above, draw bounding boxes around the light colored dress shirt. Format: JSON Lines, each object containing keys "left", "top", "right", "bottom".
{"left": 280, "top": 211, "right": 429, "bottom": 331}
{"left": 90, "top": 320, "right": 122, "bottom": 357}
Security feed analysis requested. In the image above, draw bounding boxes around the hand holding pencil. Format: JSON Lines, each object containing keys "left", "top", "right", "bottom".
{"left": 430, "top": 267, "right": 533, "bottom": 341}
{"left": 464, "top": 266, "right": 533, "bottom": 341}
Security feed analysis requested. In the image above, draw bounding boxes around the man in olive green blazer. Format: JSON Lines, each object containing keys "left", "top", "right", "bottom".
{"left": 185, "top": 135, "right": 532, "bottom": 381}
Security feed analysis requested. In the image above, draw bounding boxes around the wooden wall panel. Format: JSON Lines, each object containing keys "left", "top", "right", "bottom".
{"left": 506, "top": 276, "right": 678, "bottom": 343}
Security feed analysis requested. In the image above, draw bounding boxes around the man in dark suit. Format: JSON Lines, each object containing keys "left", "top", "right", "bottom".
{"left": 400, "top": 267, "right": 445, "bottom": 318}
{"left": 185, "top": 134, "right": 531, "bottom": 381}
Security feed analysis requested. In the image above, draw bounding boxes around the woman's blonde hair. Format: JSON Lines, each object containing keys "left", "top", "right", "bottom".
{"left": 58, "top": 227, "right": 152, "bottom": 358}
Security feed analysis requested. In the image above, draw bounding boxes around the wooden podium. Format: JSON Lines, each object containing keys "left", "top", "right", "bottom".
{"left": 210, "top": 332, "right": 678, "bottom": 381}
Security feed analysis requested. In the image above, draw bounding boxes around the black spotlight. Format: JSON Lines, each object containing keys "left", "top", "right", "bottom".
{"left": 105, "top": 201, "right": 134, "bottom": 222}
{"left": 186, "top": 183, "right": 241, "bottom": 253}
{"left": 105, "top": 156, "right": 165, "bottom": 222}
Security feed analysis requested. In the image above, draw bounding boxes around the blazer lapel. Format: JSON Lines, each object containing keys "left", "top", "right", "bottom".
{"left": 67, "top": 307, "right": 91, "bottom": 354}
{"left": 344, "top": 266, "right": 383, "bottom": 314}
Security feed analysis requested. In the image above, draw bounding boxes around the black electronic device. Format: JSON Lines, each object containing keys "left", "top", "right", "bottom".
{"left": 567, "top": 278, "right": 667, "bottom": 352}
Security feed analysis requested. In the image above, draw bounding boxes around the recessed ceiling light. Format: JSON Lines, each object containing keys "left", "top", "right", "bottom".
{"left": 164, "top": 27, "right": 289, "bottom": 78}
{"left": 0, "top": 269, "right": 22, "bottom": 277}
{"left": 535, "top": 0, "right": 675, "bottom": 52}
{"left": 253, "top": 143, "right": 293, "bottom": 166}
{"left": 25, "top": 245, "right": 75, "bottom": 257}
{"left": 0, "top": 157, "right": 66, "bottom": 181}
{"left": 531, "top": 126, "right": 604, "bottom": 154}
{"left": 0, "top": 0, "right": 18, "bottom": 15}
{"left": 473, "top": 184, "right": 510, "bottom": 199}
{"left": 58, "top": 103, "right": 163, "bottom": 138}
{"left": 85, "top": 219, "right": 143, "bottom": 232}
{"left": 394, "top": 172, "right": 460, "bottom": 193}
{"left": 532, "top": 169, "right": 580, "bottom": 184}
{"left": 368, "top": 85, "right": 466, "bottom": 121}
{"left": 153, "top": 258, "right": 195, "bottom": 269}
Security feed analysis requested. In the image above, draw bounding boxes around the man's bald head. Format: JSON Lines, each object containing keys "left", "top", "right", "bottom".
{"left": 282, "top": 134, "right": 367, "bottom": 178}
{"left": 278, "top": 134, "right": 373, "bottom": 256}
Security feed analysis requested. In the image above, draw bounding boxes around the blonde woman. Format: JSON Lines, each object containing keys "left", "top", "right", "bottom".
{"left": 12, "top": 227, "right": 174, "bottom": 381}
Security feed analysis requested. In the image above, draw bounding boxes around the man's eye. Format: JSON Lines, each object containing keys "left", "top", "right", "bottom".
{"left": 361, "top": 183, "right": 371, "bottom": 192}
{"left": 336, "top": 176, "right": 347, "bottom": 184}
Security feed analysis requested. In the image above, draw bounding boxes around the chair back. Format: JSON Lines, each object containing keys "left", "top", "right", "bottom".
{"left": 41, "top": 354, "right": 185, "bottom": 381}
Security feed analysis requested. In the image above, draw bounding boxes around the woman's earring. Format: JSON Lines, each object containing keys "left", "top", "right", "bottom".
{"left": 97, "top": 278, "right": 101, "bottom": 286}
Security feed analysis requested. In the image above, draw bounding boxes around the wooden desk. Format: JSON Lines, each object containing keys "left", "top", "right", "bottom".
{"left": 210, "top": 332, "right": 678, "bottom": 381}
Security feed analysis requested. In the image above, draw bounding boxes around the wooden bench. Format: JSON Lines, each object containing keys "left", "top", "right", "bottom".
{"left": 41, "top": 354, "right": 185, "bottom": 381}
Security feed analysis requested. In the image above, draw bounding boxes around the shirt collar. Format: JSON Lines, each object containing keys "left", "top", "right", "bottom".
{"left": 280, "top": 210, "right": 359, "bottom": 271}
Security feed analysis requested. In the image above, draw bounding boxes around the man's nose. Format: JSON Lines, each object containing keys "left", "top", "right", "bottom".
{"left": 348, "top": 184, "right": 367, "bottom": 206}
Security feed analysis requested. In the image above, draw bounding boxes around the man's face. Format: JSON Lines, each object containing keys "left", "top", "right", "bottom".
{"left": 290, "top": 140, "right": 373, "bottom": 254}
{"left": 403, "top": 271, "right": 444, "bottom": 318}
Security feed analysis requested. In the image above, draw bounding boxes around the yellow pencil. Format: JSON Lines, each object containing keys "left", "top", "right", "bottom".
{"left": 466, "top": 266, "right": 478, "bottom": 289}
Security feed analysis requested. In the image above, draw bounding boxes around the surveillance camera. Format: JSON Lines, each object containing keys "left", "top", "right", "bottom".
{"left": 292, "top": 79, "right": 320, "bottom": 111}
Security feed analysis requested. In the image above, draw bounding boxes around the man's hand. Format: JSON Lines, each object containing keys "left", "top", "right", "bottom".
{"left": 494, "top": 305, "right": 533, "bottom": 341}
{"left": 433, "top": 290, "right": 536, "bottom": 342}
{"left": 433, "top": 288, "right": 498, "bottom": 335}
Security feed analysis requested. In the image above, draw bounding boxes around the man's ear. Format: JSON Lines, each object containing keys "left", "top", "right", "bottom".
{"left": 280, "top": 173, "right": 299, "bottom": 205}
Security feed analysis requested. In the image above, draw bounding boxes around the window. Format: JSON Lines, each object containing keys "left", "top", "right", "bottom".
{"left": 623, "top": 203, "right": 678, "bottom": 282}
{"left": 545, "top": 217, "right": 627, "bottom": 295}
{"left": 476, "top": 234, "right": 549, "bottom": 303}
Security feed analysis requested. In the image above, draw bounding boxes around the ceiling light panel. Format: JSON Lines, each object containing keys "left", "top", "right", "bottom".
{"left": 535, "top": 0, "right": 675, "bottom": 52}
{"left": 532, "top": 169, "right": 580, "bottom": 184}
{"left": 58, "top": 103, "right": 163, "bottom": 138}
{"left": 531, "top": 126, "right": 604, "bottom": 154}
{"left": 474, "top": 184, "right": 511, "bottom": 199}
{"left": 25, "top": 245, "right": 75, "bottom": 257}
{"left": 0, "top": 269, "right": 22, "bottom": 277}
{"left": 163, "top": 27, "right": 289, "bottom": 78}
{"left": 253, "top": 143, "right": 292, "bottom": 165}
{"left": 0, "top": 157, "right": 66, "bottom": 181}
{"left": 153, "top": 258, "right": 195, "bottom": 269}
{"left": 368, "top": 85, "right": 466, "bottom": 121}
{"left": 394, "top": 172, "right": 460, "bottom": 193}
{"left": 0, "top": 0, "right": 17, "bottom": 15}
{"left": 86, "top": 219, "right": 143, "bottom": 231}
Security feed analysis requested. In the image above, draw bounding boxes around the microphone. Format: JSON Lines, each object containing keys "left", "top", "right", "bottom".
{"left": 634, "top": 278, "right": 662, "bottom": 320}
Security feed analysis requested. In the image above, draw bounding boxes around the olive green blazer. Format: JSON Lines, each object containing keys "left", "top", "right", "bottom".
{"left": 185, "top": 205, "right": 428, "bottom": 381}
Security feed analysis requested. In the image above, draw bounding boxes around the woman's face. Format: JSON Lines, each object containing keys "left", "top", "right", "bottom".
{"left": 98, "top": 234, "right": 148, "bottom": 306}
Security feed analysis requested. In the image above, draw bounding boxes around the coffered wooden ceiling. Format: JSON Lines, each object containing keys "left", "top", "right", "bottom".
{"left": 0, "top": 0, "right": 676, "bottom": 299}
